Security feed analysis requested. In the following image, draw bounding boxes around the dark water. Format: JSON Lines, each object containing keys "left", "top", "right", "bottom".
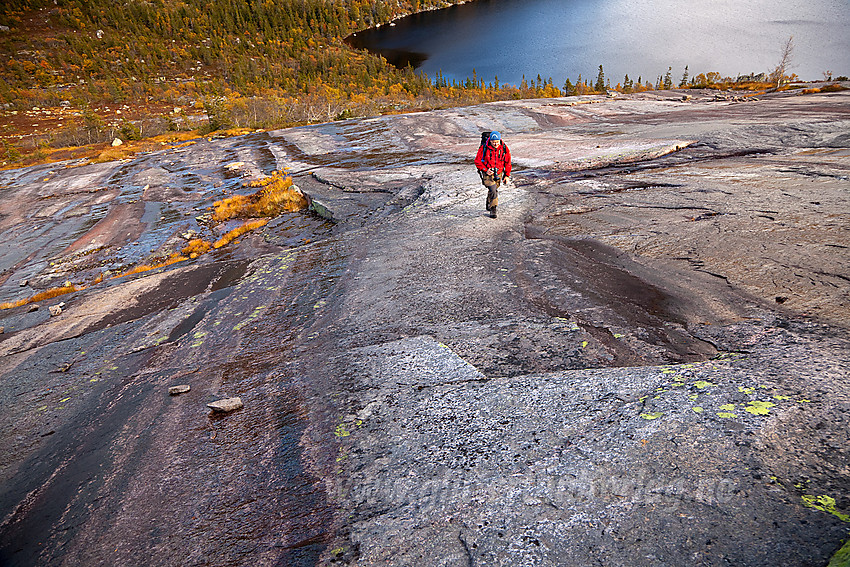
{"left": 348, "top": 0, "right": 850, "bottom": 86}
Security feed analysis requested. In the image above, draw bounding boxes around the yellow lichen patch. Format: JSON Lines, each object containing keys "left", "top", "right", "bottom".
{"left": 692, "top": 406, "right": 704, "bottom": 413}
{"left": 212, "top": 172, "right": 307, "bottom": 222}
{"left": 213, "top": 218, "right": 269, "bottom": 249}
{"left": 0, "top": 283, "right": 82, "bottom": 310}
{"left": 745, "top": 400, "right": 776, "bottom": 415}
{"left": 640, "top": 412, "right": 663, "bottom": 420}
{"left": 719, "top": 403, "right": 736, "bottom": 411}
{"left": 693, "top": 380, "right": 715, "bottom": 389}
{"left": 716, "top": 412, "right": 737, "bottom": 418}
{"left": 802, "top": 494, "right": 850, "bottom": 522}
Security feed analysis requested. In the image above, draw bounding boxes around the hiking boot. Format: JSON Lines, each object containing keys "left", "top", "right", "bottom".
{"left": 490, "top": 206, "right": 497, "bottom": 218}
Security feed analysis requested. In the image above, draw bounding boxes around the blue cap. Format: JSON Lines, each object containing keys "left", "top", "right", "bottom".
{"left": 489, "top": 131, "right": 501, "bottom": 141}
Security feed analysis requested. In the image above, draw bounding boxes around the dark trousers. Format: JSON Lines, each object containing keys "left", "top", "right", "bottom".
{"left": 480, "top": 170, "right": 504, "bottom": 210}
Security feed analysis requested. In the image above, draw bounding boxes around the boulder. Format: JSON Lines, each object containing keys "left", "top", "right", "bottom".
{"left": 207, "top": 397, "right": 243, "bottom": 413}
{"left": 49, "top": 304, "right": 62, "bottom": 316}
{"left": 112, "top": 138, "right": 123, "bottom": 147}
{"left": 169, "top": 385, "right": 191, "bottom": 395}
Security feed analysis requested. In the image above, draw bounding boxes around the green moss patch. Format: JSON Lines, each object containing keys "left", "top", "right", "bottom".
{"left": 828, "top": 538, "right": 850, "bottom": 567}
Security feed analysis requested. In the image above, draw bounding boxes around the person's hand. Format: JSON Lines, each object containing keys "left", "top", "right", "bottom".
{"left": 504, "top": 176, "right": 512, "bottom": 187}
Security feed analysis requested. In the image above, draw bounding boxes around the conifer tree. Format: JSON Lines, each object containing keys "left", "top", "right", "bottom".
{"left": 594, "top": 65, "right": 605, "bottom": 92}
{"left": 663, "top": 66, "right": 673, "bottom": 89}
{"left": 679, "top": 65, "right": 689, "bottom": 88}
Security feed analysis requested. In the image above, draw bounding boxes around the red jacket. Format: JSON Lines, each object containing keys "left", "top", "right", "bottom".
{"left": 475, "top": 141, "right": 511, "bottom": 176}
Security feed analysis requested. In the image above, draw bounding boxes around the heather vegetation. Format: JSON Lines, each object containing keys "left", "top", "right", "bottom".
{"left": 0, "top": 0, "right": 838, "bottom": 165}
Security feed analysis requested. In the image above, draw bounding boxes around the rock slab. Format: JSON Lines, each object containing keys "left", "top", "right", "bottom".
{"left": 168, "top": 385, "right": 190, "bottom": 395}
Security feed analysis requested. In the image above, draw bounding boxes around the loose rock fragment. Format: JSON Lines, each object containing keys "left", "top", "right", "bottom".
{"left": 112, "top": 138, "right": 123, "bottom": 147}
{"left": 27, "top": 304, "right": 39, "bottom": 312}
{"left": 207, "top": 397, "right": 243, "bottom": 413}
{"left": 49, "top": 304, "right": 62, "bottom": 316}
{"left": 169, "top": 385, "right": 191, "bottom": 395}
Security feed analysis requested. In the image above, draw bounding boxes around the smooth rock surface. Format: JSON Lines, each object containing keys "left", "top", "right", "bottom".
{"left": 0, "top": 89, "right": 847, "bottom": 567}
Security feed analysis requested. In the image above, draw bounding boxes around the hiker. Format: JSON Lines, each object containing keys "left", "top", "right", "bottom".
{"left": 475, "top": 131, "right": 511, "bottom": 218}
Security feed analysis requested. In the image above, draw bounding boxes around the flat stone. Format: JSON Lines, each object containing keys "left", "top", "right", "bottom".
{"left": 207, "top": 397, "right": 243, "bottom": 413}
{"left": 168, "top": 385, "right": 191, "bottom": 395}
{"left": 27, "top": 304, "right": 39, "bottom": 312}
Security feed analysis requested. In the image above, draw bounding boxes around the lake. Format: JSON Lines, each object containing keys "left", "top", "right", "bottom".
{"left": 347, "top": 0, "right": 850, "bottom": 87}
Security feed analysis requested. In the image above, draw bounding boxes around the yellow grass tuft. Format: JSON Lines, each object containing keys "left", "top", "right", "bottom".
{"left": 112, "top": 253, "right": 188, "bottom": 279}
{"left": 213, "top": 219, "right": 269, "bottom": 249}
{"left": 212, "top": 173, "right": 307, "bottom": 222}
{"left": 181, "top": 238, "right": 212, "bottom": 258}
{"left": 0, "top": 283, "right": 82, "bottom": 310}
{"left": 90, "top": 146, "right": 137, "bottom": 163}
{"left": 149, "top": 131, "right": 200, "bottom": 145}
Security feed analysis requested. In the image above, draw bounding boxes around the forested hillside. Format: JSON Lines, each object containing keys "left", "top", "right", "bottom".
{"left": 0, "top": 0, "right": 464, "bottom": 107}
{"left": 0, "top": 0, "right": 822, "bottom": 164}
{"left": 3, "top": 0, "right": 533, "bottom": 156}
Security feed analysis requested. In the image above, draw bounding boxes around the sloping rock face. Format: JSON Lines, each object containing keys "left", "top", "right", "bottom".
{"left": 0, "top": 90, "right": 848, "bottom": 566}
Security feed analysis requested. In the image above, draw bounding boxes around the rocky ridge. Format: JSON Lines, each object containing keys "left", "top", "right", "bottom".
{"left": 0, "top": 89, "right": 848, "bottom": 566}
